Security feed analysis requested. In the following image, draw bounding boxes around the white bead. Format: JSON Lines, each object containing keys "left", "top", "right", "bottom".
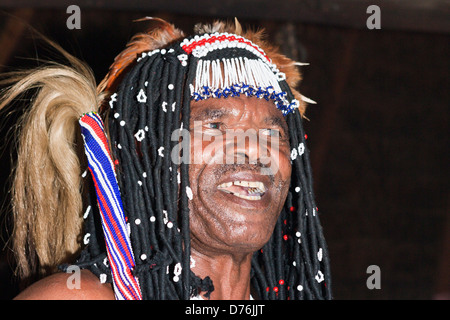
{"left": 137, "top": 88, "right": 147, "bottom": 103}
{"left": 186, "top": 186, "right": 193, "bottom": 200}
{"left": 163, "top": 210, "right": 168, "bottom": 225}
{"left": 298, "top": 142, "right": 305, "bottom": 156}
{"left": 290, "top": 148, "right": 298, "bottom": 160}
{"left": 83, "top": 205, "right": 91, "bottom": 219}
{"left": 174, "top": 262, "right": 182, "bottom": 276}
{"left": 100, "top": 273, "right": 107, "bottom": 284}
{"left": 135, "top": 218, "right": 141, "bottom": 225}
{"left": 109, "top": 93, "right": 117, "bottom": 109}
{"left": 135, "top": 129, "right": 145, "bottom": 141}
{"left": 83, "top": 233, "right": 91, "bottom": 245}
{"left": 158, "top": 146, "right": 164, "bottom": 157}
{"left": 315, "top": 271, "right": 325, "bottom": 283}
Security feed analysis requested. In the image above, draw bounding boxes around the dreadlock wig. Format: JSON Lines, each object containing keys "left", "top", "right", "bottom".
{"left": 3, "top": 18, "right": 331, "bottom": 300}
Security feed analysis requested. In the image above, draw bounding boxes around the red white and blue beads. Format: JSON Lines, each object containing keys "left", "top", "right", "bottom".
{"left": 180, "top": 33, "right": 271, "bottom": 62}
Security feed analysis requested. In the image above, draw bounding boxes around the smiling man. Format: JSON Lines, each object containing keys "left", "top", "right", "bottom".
{"left": 188, "top": 96, "right": 292, "bottom": 299}
{"left": 4, "top": 18, "right": 331, "bottom": 300}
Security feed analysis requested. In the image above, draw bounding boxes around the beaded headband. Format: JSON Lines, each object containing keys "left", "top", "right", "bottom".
{"left": 134, "top": 32, "right": 300, "bottom": 115}
{"left": 182, "top": 32, "right": 300, "bottom": 115}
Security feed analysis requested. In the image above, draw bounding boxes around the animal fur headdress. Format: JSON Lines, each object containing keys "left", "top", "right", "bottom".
{"left": 99, "top": 18, "right": 307, "bottom": 116}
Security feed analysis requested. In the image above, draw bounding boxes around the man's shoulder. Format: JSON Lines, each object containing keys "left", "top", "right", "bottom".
{"left": 14, "top": 269, "right": 115, "bottom": 300}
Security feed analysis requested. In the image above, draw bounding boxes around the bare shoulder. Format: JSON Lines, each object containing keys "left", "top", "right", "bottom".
{"left": 14, "top": 269, "right": 115, "bottom": 300}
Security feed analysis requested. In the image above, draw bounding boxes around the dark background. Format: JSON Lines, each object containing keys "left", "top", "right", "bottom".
{"left": 0, "top": 1, "right": 448, "bottom": 299}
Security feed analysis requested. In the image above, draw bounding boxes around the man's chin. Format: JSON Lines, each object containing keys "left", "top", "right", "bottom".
{"left": 203, "top": 210, "right": 276, "bottom": 249}
{"left": 202, "top": 232, "right": 272, "bottom": 257}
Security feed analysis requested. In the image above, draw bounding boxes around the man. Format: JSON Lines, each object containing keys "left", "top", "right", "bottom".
{"left": 4, "top": 18, "right": 331, "bottom": 300}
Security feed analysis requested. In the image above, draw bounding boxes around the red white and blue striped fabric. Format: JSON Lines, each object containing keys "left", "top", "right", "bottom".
{"left": 79, "top": 112, "right": 142, "bottom": 300}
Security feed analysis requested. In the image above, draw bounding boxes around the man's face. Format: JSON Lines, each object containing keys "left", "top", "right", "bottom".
{"left": 188, "top": 96, "right": 292, "bottom": 257}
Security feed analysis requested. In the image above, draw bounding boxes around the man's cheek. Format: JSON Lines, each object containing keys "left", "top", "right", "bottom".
{"left": 274, "top": 151, "right": 292, "bottom": 196}
{"left": 261, "top": 146, "right": 291, "bottom": 177}
{"left": 191, "top": 134, "right": 225, "bottom": 165}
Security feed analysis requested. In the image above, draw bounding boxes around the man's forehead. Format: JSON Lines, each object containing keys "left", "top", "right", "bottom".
{"left": 190, "top": 105, "right": 232, "bottom": 120}
{"left": 190, "top": 97, "right": 288, "bottom": 130}
{"left": 191, "top": 97, "right": 282, "bottom": 116}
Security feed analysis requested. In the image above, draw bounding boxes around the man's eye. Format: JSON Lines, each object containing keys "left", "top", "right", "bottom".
{"left": 261, "top": 128, "right": 281, "bottom": 137}
{"left": 202, "top": 122, "right": 223, "bottom": 136}
{"left": 207, "top": 122, "right": 221, "bottom": 129}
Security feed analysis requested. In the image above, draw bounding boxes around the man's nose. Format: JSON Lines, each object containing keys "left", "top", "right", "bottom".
{"left": 224, "top": 131, "right": 268, "bottom": 165}
{"left": 233, "top": 151, "right": 255, "bottom": 165}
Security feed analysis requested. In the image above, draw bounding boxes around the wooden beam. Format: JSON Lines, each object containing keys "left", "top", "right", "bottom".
{"left": 0, "top": 0, "right": 449, "bottom": 34}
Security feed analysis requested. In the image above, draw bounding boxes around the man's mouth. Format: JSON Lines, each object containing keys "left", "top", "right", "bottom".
{"left": 217, "top": 181, "right": 266, "bottom": 201}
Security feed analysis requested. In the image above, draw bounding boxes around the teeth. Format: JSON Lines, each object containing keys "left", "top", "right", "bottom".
{"left": 217, "top": 180, "right": 266, "bottom": 200}
{"left": 233, "top": 181, "right": 266, "bottom": 193}
{"left": 233, "top": 193, "right": 261, "bottom": 201}
{"left": 248, "top": 187, "right": 262, "bottom": 195}
{"left": 217, "top": 181, "right": 266, "bottom": 193}
{"left": 217, "top": 181, "right": 233, "bottom": 188}
{"left": 233, "top": 181, "right": 266, "bottom": 192}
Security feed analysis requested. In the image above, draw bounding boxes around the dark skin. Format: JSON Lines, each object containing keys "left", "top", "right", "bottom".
{"left": 14, "top": 96, "right": 291, "bottom": 300}
{"left": 188, "top": 96, "right": 291, "bottom": 299}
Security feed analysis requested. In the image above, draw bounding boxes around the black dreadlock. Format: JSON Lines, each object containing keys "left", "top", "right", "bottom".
{"left": 69, "top": 32, "right": 332, "bottom": 300}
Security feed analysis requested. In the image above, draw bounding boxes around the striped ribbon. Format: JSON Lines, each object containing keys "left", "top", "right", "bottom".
{"left": 79, "top": 112, "right": 142, "bottom": 300}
